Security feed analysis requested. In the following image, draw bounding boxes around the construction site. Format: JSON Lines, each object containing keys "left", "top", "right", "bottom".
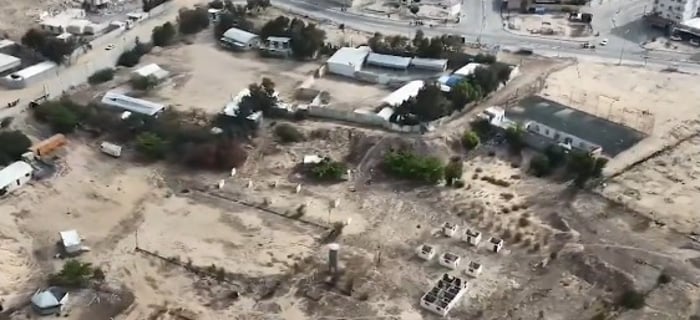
{"left": 0, "top": 0, "right": 699, "bottom": 320}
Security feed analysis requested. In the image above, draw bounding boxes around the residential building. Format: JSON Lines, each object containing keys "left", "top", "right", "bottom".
{"left": 326, "top": 47, "right": 370, "bottom": 77}
{"left": 380, "top": 80, "right": 424, "bottom": 106}
{"left": 132, "top": 63, "right": 170, "bottom": 81}
{"left": 100, "top": 91, "right": 166, "bottom": 117}
{"left": 59, "top": 230, "right": 82, "bottom": 254}
{"left": 410, "top": 57, "right": 448, "bottom": 71}
{"left": 651, "top": 0, "right": 700, "bottom": 24}
{"left": 420, "top": 273, "right": 468, "bottom": 317}
{"left": 260, "top": 36, "right": 293, "bottom": 57}
{"left": 366, "top": 52, "right": 412, "bottom": 70}
{"left": 0, "top": 161, "right": 33, "bottom": 196}
{"left": 220, "top": 28, "right": 260, "bottom": 50}
{"left": 31, "top": 287, "right": 69, "bottom": 315}
{"left": 524, "top": 120, "right": 603, "bottom": 155}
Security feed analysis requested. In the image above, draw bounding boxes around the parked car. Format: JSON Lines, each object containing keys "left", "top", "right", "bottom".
{"left": 670, "top": 34, "right": 682, "bottom": 41}
{"left": 581, "top": 42, "right": 596, "bottom": 49}
{"left": 599, "top": 38, "right": 608, "bottom": 46}
{"left": 105, "top": 44, "right": 115, "bottom": 51}
{"left": 690, "top": 39, "right": 700, "bottom": 46}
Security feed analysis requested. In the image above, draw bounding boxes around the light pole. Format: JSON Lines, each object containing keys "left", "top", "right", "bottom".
{"left": 618, "top": 29, "right": 630, "bottom": 65}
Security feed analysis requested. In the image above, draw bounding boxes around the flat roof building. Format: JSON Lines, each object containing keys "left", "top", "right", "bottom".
{"left": 366, "top": 52, "right": 412, "bottom": 70}
{"left": 2, "top": 61, "right": 58, "bottom": 89}
{"left": 381, "top": 80, "right": 424, "bottom": 106}
{"left": 101, "top": 91, "right": 165, "bottom": 116}
{"left": 0, "top": 161, "right": 33, "bottom": 196}
{"left": 410, "top": 57, "right": 448, "bottom": 71}
{"left": 220, "top": 28, "right": 260, "bottom": 50}
{"left": 132, "top": 63, "right": 169, "bottom": 81}
{"left": 326, "top": 47, "right": 371, "bottom": 78}
{"left": 0, "top": 53, "right": 21, "bottom": 74}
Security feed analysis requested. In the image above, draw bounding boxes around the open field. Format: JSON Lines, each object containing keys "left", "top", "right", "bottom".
{"left": 540, "top": 62, "right": 700, "bottom": 171}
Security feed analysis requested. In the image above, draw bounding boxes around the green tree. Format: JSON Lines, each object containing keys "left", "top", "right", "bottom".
{"left": 0, "top": 131, "right": 32, "bottom": 165}
{"left": 48, "top": 260, "right": 97, "bottom": 288}
{"left": 130, "top": 75, "right": 159, "bottom": 91}
{"left": 260, "top": 16, "right": 291, "bottom": 38}
{"left": 471, "top": 118, "right": 492, "bottom": 138}
{"left": 152, "top": 22, "right": 176, "bottom": 47}
{"left": 117, "top": 50, "right": 141, "bottom": 67}
{"left": 544, "top": 144, "right": 566, "bottom": 168}
{"left": 239, "top": 78, "right": 278, "bottom": 116}
{"left": 461, "top": 130, "right": 479, "bottom": 150}
{"left": 21, "top": 28, "right": 47, "bottom": 50}
{"left": 592, "top": 157, "right": 608, "bottom": 177}
{"left": 310, "top": 158, "right": 347, "bottom": 181}
{"left": 567, "top": 151, "right": 596, "bottom": 187}
{"left": 88, "top": 68, "right": 115, "bottom": 85}
{"left": 135, "top": 132, "right": 168, "bottom": 159}
{"left": 491, "top": 62, "right": 513, "bottom": 84}
{"left": 471, "top": 66, "right": 499, "bottom": 95}
{"left": 443, "top": 157, "right": 463, "bottom": 186}
{"left": 47, "top": 106, "right": 79, "bottom": 134}
{"left": 529, "top": 154, "right": 551, "bottom": 177}
{"left": 383, "top": 150, "right": 444, "bottom": 184}
{"left": 450, "top": 80, "right": 482, "bottom": 110}
{"left": 290, "top": 21, "right": 325, "bottom": 59}
{"left": 394, "top": 83, "right": 452, "bottom": 122}
{"left": 247, "top": 0, "right": 270, "bottom": 10}
{"left": 505, "top": 124, "right": 524, "bottom": 153}
{"left": 178, "top": 7, "right": 210, "bottom": 35}
{"left": 208, "top": 0, "right": 224, "bottom": 8}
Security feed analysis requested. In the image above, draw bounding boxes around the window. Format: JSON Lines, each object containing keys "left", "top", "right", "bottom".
{"left": 579, "top": 142, "right": 585, "bottom": 148}
{"left": 554, "top": 133, "right": 560, "bottom": 140}
{"left": 564, "top": 137, "right": 573, "bottom": 144}
{"left": 545, "top": 129, "right": 550, "bottom": 135}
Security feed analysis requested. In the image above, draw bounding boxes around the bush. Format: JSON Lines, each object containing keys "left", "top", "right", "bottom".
{"left": 529, "top": 154, "right": 552, "bottom": 177}
{"left": 274, "top": 123, "right": 304, "bottom": 143}
{"left": 0, "top": 131, "right": 32, "bottom": 165}
{"left": 444, "top": 158, "right": 463, "bottom": 186}
{"left": 143, "top": 0, "right": 172, "bottom": 12}
{"left": 461, "top": 130, "right": 480, "bottom": 150}
{"left": 505, "top": 125, "right": 524, "bottom": 152}
{"left": 0, "top": 116, "right": 13, "bottom": 128}
{"left": 152, "top": 22, "right": 176, "bottom": 47}
{"left": 544, "top": 144, "right": 566, "bottom": 167}
{"left": 657, "top": 272, "right": 671, "bottom": 285}
{"left": 616, "top": 289, "right": 645, "bottom": 309}
{"left": 383, "top": 150, "right": 444, "bottom": 184}
{"left": 130, "top": 75, "right": 159, "bottom": 91}
{"left": 88, "top": 68, "right": 115, "bottom": 85}
{"left": 135, "top": 132, "right": 168, "bottom": 160}
{"left": 117, "top": 50, "right": 141, "bottom": 67}
{"left": 473, "top": 53, "right": 496, "bottom": 64}
{"left": 310, "top": 158, "right": 347, "bottom": 181}
{"left": 178, "top": 7, "right": 210, "bottom": 35}
{"left": 48, "top": 260, "right": 102, "bottom": 288}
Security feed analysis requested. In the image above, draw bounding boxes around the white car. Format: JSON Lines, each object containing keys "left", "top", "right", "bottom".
{"left": 105, "top": 44, "right": 115, "bottom": 51}
{"left": 690, "top": 39, "right": 699, "bottom": 46}
{"left": 599, "top": 38, "right": 608, "bottom": 46}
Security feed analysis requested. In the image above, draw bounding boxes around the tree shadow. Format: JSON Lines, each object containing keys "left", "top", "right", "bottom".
{"left": 610, "top": 18, "right": 664, "bottom": 43}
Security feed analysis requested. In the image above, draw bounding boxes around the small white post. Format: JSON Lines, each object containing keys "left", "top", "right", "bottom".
{"left": 230, "top": 168, "right": 237, "bottom": 177}
{"left": 247, "top": 179, "right": 253, "bottom": 188}
{"left": 331, "top": 199, "right": 340, "bottom": 209}
{"left": 271, "top": 180, "right": 278, "bottom": 188}
{"left": 295, "top": 184, "right": 302, "bottom": 194}
{"left": 217, "top": 179, "right": 225, "bottom": 189}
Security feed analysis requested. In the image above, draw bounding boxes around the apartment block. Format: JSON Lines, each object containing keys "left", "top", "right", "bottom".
{"left": 652, "top": 0, "right": 700, "bottom": 24}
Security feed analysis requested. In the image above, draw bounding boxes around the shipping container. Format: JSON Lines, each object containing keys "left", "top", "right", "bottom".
{"left": 99, "top": 142, "right": 122, "bottom": 158}
{"left": 30, "top": 134, "right": 67, "bottom": 158}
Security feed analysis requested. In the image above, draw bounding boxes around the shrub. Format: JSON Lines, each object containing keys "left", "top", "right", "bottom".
{"left": 529, "top": 154, "right": 552, "bottom": 177}
{"left": 135, "top": 132, "right": 168, "bottom": 160}
{"left": 461, "top": 130, "right": 480, "bottom": 150}
{"left": 310, "top": 158, "right": 347, "bottom": 181}
{"left": 178, "top": 7, "right": 210, "bottom": 35}
{"left": 48, "top": 260, "right": 102, "bottom": 288}
{"left": 274, "top": 123, "right": 304, "bottom": 143}
{"left": 473, "top": 53, "right": 496, "bottom": 64}
{"left": 444, "top": 158, "right": 463, "bottom": 186}
{"left": 0, "top": 116, "right": 12, "bottom": 128}
{"left": 657, "top": 272, "right": 671, "bottom": 285}
{"left": 117, "top": 50, "right": 141, "bottom": 67}
{"left": 130, "top": 75, "right": 159, "bottom": 91}
{"left": 88, "top": 68, "right": 115, "bottom": 85}
{"left": 505, "top": 124, "right": 524, "bottom": 153}
{"left": 383, "top": 150, "right": 444, "bottom": 184}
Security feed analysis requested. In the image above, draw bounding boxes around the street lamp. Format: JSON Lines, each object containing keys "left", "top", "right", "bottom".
{"left": 618, "top": 29, "right": 630, "bottom": 65}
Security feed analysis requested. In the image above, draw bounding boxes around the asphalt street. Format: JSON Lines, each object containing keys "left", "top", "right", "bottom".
{"left": 273, "top": 0, "right": 698, "bottom": 69}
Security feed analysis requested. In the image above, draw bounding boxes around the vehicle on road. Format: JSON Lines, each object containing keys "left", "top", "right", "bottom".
{"left": 690, "top": 39, "right": 699, "bottom": 47}
{"left": 105, "top": 44, "right": 115, "bottom": 51}
{"left": 670, "top": 35, "right": 682, "bottom": 41}
{"left": 581, "top": 42, "right": 596, "bottom": 49}
{"left": 599, "top": 38, "right": 608, "bottom": 46}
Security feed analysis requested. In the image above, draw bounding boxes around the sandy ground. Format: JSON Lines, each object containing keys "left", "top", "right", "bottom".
{"left": 506, "top": 14, "right": 593, "bottom": 38}
{"left": 540, "top": 62, "right": 700, "bottom": 171}
{"left": 642, "top": 38, "right": 700, "bottom": 54}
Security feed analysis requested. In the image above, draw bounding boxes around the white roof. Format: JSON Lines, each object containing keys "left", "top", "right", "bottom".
{"left": 410, "top": 57, "right": 448, "bottom": 70}
{"left": 0, "top": 39, "right": 16, "bottom": 49}
{"left": 10, "top": 61, "right": 57, "bottom": 79}
{"left": 31, "top": 291, "right": 60, "bottom": 308}
{"left": 133, "top": 63, "right": 169, "bottom": 80}
{"left": 222, "top": 88, "right": 279, "bottom": 117}
{"left": 366, "top": 52, "right": 412, "bottom": 69}
{"left": 381, "top": 80, "right": 424, "bottom": 106}
{"left": 327, "top": 47, "right": 370, "bottom": 68}
{"left": 222, "top": 28, "right": 259, "bottom": 44}
{"left": 0, "top": 53, "right": 20, "bottom": 71}
{"left": 101, "top": 91, "right": 165, "bottom": 116}
{"left": 266, "top": 36, "right": 291, "bottom": 43}
{"left": 377, "top": 107, "right": 395, "bottom": 121}
{"left": 59, "top": 230, "right": 81, "bottom": 247}
{"left": 68, "top": 19, "right": 91, "bottom": 28}
{"left": 682, "top": 17, "right": 700, "bottom": 29}
{"left": 303, "top": 155, "right": 324, "bottom": 164}
{"left": 454, "top": 63, "right": 484, "bottom": 76}
{"left": 0, "top": 161, "right": 32, "bottom": 187}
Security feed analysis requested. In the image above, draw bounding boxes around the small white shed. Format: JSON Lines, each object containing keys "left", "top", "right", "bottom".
{"left": 59, "top": 230, "right": 82, "bottom": 254}
{"left": 220, "top": 28, "right": 260, "bottom": 50}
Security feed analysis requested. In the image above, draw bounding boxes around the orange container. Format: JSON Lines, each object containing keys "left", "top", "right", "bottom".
{"left": 30, "top": 134, "right": 67, "bottom": 157}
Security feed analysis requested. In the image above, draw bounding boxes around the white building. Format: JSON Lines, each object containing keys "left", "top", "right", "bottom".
{"left": 0, "top": 52, "right": 21, "bottom": 74}
{"left": 101, "top": 91, "right": 165, "bottom": 116}
{"left": 488, "top": 237, "right": 504, "bottom": 253}
{"left": 220, "top": 28, "right": 260, "bottom": 50}
{"left": 453, "top": 62, "right": 485, "bottom": 77}
{"left": 59, "top": 230, "right": 82, "bottom": 254}
{"left": 380, "top": 80, "right": 424, "bottom": 107}
{"left": 420, "top": 273, "right": 468, "bottom": 317}
{"left": 0, "top": 161, "right": 33, "bottom": 196}
{"left": 438, "top": 252, "right": 461, "bottom": 269}
{"left": 465, "top": 261, "right": 483, "bottom": 278}
{"left": 31, "top": 287, "right": 69, "bottom": 316}
{"left": 651, "top": 0, "right": 700, "bottom": 24}
{"left": 2, "top": 61, "right": 58, "bottom": 89}
{"left": 462, "top": 228, "right": 482, "bottom": 246}
{"left": 39, "top": 9, "right": 86, "bottom": 35}
{"left": 441, "top": 222, "right": 459, "bottom": 238}
{"left": 326, "top": 47, "right": 371, "bottom": 78}
{"left": 66, "top": 19, "right": 91, "bottom": 35}
{"left": 366, "top": 52, "right": 412, "bottom": 70}
{"left": 410, "top": 57, "right": 448, "bottom": 71}
{"left": 132, "top": 63, "right": 169, "bottom": 81}
{"left": 524, "top": 120, "right": 602, "bottom": 155}
{"left": 416, "top": 244, "right": 437, "bottom": 261}
{"left": 260, "top": 36, "right": 293, "bottom": 57}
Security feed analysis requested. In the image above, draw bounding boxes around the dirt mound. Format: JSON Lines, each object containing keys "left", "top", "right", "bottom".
{"left": 562, "top": 251, "right": 634, "bottom": 293}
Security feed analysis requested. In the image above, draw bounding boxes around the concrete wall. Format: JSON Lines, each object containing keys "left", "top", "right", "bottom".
{"left": 307, "top": 105, "right": 387, "bottom": 127}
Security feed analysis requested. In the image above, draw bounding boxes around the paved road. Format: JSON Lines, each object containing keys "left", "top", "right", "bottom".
{"left": 274, "top": 0, "right": 698, "bottom": 70}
